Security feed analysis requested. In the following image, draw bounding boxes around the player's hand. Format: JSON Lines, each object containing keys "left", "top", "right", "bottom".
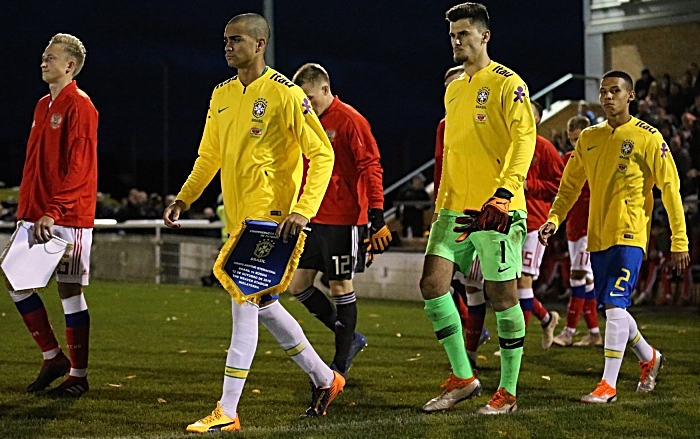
{"left": 453, "top": 209, "right": 482, "bottom": 243}
{"left": 538, "top": 222, "right": 556, "bottom": 246}
{"left": 478, "top": 196, "right": 510, "bottom": 233}
{"left": 34, "top": 215, "right": 55, "bottom": 244}
{"left": 369, "top": 208, "right": 392, "bottom": 253}
{"left": 670, "top": 251, "right": 690, "bottom": 275}
{"left": 163, "top": 200, "right": 187, "bottom": 228}
{"left": 277, "top": 212, "right": 308, "bottom": 243}
{"left": 363, "top": 237, "right": 375, "bottom": 268}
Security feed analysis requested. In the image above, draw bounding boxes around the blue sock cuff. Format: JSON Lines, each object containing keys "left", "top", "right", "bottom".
{"left": 571, "top": 285, "right": 587, "bottom": 299}
{"left": 585, "top": 288, "right": 596, "bottom": 300}
{"left": 467, "top": 303, "right": 486, "bottom": 316}
{"left": 519, "top": 298, "right": 534, "bottom": 312}
{"left": 65, "top": 310, "right": 90, "bottom": 328}
{"left": 15, "top": 293, "right": 44, "bottom": 315}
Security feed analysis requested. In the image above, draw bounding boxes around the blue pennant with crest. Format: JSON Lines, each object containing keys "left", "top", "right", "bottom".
{"left": 214, "top": 220, "right": 306, "bottom": 305}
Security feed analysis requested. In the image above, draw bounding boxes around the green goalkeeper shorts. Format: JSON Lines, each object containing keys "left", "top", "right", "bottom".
{"left": 426, "top": 208, "right": 527, "bottom": 282}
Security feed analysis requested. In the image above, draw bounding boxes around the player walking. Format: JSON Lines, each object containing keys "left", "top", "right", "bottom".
{"left": 540, "top": 71, "right": 689, "bottom": 403}
{"left": 420, "top": 3, "right": 536, "bottom": 415}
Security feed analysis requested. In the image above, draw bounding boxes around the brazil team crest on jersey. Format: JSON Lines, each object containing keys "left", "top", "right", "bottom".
{"left": 476, "top": 87, "right": 490, "bottom": 105}
{"left": 252, "top": 98, "right": 268, "bottom": 118}
{"left": 621, "top": 139, "right": 634, "bottom": 157}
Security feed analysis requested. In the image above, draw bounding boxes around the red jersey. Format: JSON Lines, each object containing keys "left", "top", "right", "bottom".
{"left": 524, "top": 135, "right": 564, "bottom": 231}
{"left": 434, "top": 118, "right": 445, "bottom": 199}
{"left": 563, "top": 151, "right": 590, "bottom": 241}
{"left": 303, "top": 96, "right": 384, "bottom": 225}
{"left": 18, "top": 81, "right": 99, "bottom": 228}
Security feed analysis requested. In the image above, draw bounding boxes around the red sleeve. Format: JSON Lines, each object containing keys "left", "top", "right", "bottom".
{"left": 526, "top": 138, "right": 563, "bottom": 200}
{"left": 349, "top": 115, "right": 384, "bottom": 209}
{"left": 434, "top": 119, "right": 445, "bottom": 200}
{"left": 44, "top": 101, "right": 98, "bottom": 221}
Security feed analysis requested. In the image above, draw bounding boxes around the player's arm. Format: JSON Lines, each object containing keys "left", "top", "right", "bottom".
{"left": 43, "top": 105, "right": 97, "bottom": 223}
{"left": 499, "top": 78, "right": 537, "bottom": 200}
{"left": 349, "top": 118, "right": 391, "bottom": 252}
{"left": 539, "top": 141, "right": 586, "bottom": 245}
{"left": 527, "top": 143, "right": 564, "bottom": 199}
{"left": 279, "top": 91, "right": 334, "bottom": 240}
{"left": 647, "top": 132, "right": 689, "bottom": 271}
{"left": 434, "top": 119, "right": 445, "bottom": 201}
{"left": 165, "top": 96, "right": 221, "bottom": 227}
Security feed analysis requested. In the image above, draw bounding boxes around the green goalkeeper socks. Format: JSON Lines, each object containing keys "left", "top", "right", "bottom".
{"left": 496, "top": 303, "right": 526, "bottom": 395}
{"left": 424, "top": 294, "right": 474, "bottom": 380}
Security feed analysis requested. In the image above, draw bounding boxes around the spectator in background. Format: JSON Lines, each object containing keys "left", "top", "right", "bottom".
{"left": 577, "top": 100, "right": 595, "bottom": 125}
{"left": 680, "top": 71, "right": 696, "bottom": 110}
{"left": 669, "top": 134, "right": 693, "bottom": 197}
{"left": 659, "top": 119, "right": 676, "bottom": 142}
{"left": 95, "top": 192, "right": 116, "bottom": 219}
{"left": 689, "top": 62, "right": 700, "bottom": 92}
{"left": 397, "top": 174, "right": 430, "bottom": 238}
{"left": 116, "top": 188, "right": 145, "bottom": 222}
{"left": 659, "top": 73, "right": 672, "bottom": 98}
{"left": 634, "top": 67, "right": 655, "bottom": 99}
{"left": 145, "top": 193, "right": 163, "bottom": 219}
{"left": 688, "top": 91, "right": 700, "bottom": 119}
{"left": 667, "top": 82, "right": 686, "bottom": 123}
{"left": 635, "top": 100, "right": 656, "bottom": 127}
{"left": 0, "top": 197, "right": 18, "bottom": 222}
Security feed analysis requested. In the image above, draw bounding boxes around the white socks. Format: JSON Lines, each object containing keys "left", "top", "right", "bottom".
{"left": 466, "top": 290, "right": 486, "bottom": 306}
{"left": 517, "top": 287, "right": 534, "bottom": 300}
{"left": 220, "top": 300, "right": 259, "bottom": 418}
{"left": 602, "top": 307, "right": 655, "bottom": 389}
{"left": 259, "top": 301, "right": 333, "bottom": 388}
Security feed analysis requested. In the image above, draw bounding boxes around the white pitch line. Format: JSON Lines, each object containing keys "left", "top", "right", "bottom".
{"left": 58, "top": 396, "right": 700, "bottom": 439}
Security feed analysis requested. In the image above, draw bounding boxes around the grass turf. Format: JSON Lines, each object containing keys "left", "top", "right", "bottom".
{"left": 0, "top": 280, "right": 699, "bottom": 439}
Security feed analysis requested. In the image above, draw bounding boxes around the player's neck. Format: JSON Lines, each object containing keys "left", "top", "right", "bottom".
{"left": 237, "top": 60, "right": 267, "bottom": 87}
{"left": 463, "top": 52, "right": 491, "bottom": 77}
{"left": 607, "top": 112, "right": 632, "bottom": 129}
{"left": 48, "top": 77, "right": 73, "bottom": 101}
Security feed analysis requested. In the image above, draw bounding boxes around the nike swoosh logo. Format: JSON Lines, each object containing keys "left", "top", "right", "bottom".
{"left": 504, "top": 341, "right": 519, "bottom": 347}
{"left": 587, "top": 145, "right": 599, "bottom": 151}
{"left": 218, "top": 107, "right": 229, "bottom": 113}
{"left": 498, "top": 267, "right": 511, "bottom": 273}
{"left": 609, "top": 292, "right": 624, "bottom": 297}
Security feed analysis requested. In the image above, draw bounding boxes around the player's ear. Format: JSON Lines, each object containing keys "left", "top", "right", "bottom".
{"left": 628, "top": 89, "right": 636, "bottom": 103}
{"left": 481, "top": 30, "right": 490, "bottom": 44}
{"left": 322, "top": 85, "right": 330, "bottom": 96}
{"left": 66, "top": 60, "right": 75, "bottom": 75}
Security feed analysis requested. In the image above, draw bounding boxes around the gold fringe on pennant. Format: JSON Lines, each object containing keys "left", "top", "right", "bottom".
{"left": 213, "top": 220, "right": 306, "bottom": 305}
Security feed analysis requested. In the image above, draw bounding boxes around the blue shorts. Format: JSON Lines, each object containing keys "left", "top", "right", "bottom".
{"left": 590, "top": 246, "right": 643, "bottom": 309}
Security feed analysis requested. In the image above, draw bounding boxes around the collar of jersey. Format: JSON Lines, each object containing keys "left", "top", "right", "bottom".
{"left": 605, "top": 115, "right": 635, "bottom": 132}
{"left": 464, "top": 60, "right": 494, "bottom": 81}
{"left": 49, "top": 80, "right": 77, "bottom": 106}
{"left": 236, "top": 66, "right": 270, "bottom": 89}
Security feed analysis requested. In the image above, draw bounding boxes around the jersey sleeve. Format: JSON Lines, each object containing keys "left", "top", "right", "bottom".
{"left": 434, "top": 119, "right": 445, "bottom": 200}
{"left": 349, "top": 115, "right": 384, "bottom": 210}
{"left": 44, "top": 101, "right": 98, "bottom": 221}
{"left": 499, "top": 77, "right": 537, "bottom": 196}
{"left": 547, "top": 138, "right": 587, "bottom": 230}
{"left": 527, "top": 140, "right": 564, "bottom": 200}
{"left": 646, "top": 132, "right": 689, "bottom": 252}
{"left": 286, "top": 90, "right": 334, "bottom": 220}
{"left": 176, "top": 94, "right": 222, "bottom": 208}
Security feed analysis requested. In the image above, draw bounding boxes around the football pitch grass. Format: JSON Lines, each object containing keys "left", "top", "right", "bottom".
{"left": 1, "top": 281, "right": 699, "bottom": 439}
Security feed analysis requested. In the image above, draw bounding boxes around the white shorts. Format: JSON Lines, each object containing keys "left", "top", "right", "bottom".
{"left": 454, "top": 256, "right": 484, "bottom": 289}
{"left": 521, "top": 230, "right": 546, "bottom": 278}
{"left": 568, "top": 236, "right": 593, "bottom": 278}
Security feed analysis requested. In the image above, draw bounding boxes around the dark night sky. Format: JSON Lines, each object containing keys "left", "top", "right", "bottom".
{"left": 0, "top": 1, "right": 583, "bottom": 209}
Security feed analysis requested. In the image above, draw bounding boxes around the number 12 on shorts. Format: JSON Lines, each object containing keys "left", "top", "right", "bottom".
{"left": 332, "top": 255, "right": 351, "bottom": 275}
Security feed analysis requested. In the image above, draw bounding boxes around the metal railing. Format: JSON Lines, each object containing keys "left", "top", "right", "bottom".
{"left": 531, "top": 73, "right": 600, "bottom": 110}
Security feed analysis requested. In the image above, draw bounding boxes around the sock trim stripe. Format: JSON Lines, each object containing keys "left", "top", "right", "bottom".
{"left": 296, "top": 286, "right": 317, "bottom": 303}
{"left": 630, "top": 331, "right": 641, "bottom": 346}
{"left": 14, "top": 293, "right": 44, "bottom": 314}
{"left": 334, "top": 293, "right": 356, "bottom": 306}
{"left": 499, "top": 336, "right": 525, "bottom": 349}
{"left": 604, "top": 349, "right": 624, "bottom": 359}
{"left": 224, "top": 366, "right": 249, "bottom": 379}
{"left": 284, "top": 340, "right": 307, "bottom": 356}
{"left": 435, "top": 323, "right": 459, "bottom": 341}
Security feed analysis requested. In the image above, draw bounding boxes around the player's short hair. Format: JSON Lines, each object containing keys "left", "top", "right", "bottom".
{"left": 445, "top": 3, "right": 490, "bottom": 30}
{"left": 531, "top": 100, "right": 544, "bottom": 120}
{"left": 227, "top": 13, "right": 270, "bottom": 41}
{"left": 567, "top": 115, "right": 591, "bottom": 133}
{"left": 292, "top": 63, "right": 330, "bottom": 87}
{"left": 48, "top": 33, "right": 86, "bottom": 77}
{"left": 444, "top": 65, "right": 465, "bottom": 81}
{"left": 602, "top": 70, "right": 634, "bottom": 91}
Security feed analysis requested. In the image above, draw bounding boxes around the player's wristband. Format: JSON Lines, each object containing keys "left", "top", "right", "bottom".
{"left": 369, "top": 208, "right": 386, "bottom": 230}
{"left": 493, "top": 188, "right": 513, "bottom": 200}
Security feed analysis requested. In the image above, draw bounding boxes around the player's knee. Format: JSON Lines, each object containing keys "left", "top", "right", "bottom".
{"left": 419, "top": 275, "right": 446, "bottom": 300}
{"left": 570, "top": 270, "right": 587, "bottom": 281}
{"left": 329, "top": 280, "right": 353, "bottom": 297}
{"left": 57, "top": 282, "right": 82, "bottom": 299}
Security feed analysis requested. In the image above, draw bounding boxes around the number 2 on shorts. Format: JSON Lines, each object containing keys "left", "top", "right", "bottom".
{"left": 614, "top": 268, "right": 631, "bottom": 291}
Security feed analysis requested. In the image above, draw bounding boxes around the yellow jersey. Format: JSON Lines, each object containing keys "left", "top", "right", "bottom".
{"left": 176, "top": 67, "right": 334, "bottom": 233}
{"left": 548, "top": 116, "right": 688, "bottom": 253}
{"left": 436, "top": 61, "right": 536, "bottom": 213}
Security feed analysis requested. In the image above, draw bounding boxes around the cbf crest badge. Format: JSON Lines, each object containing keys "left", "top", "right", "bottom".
{"left": 50, "top": 113, "right": 62, "bottom": 129}
{"left": 476, "top": 87, "right": 490, "bottom": 105}
{"left": 621, "top": 139, "right": 634, "bottom": 157}
{"left": 252, "top": 98, "right": 268, "bottom": 118}
{"left": 254, "top": 239, "right": 274, "bottom": 259}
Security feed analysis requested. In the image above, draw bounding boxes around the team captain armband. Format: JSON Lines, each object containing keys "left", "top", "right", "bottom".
{"left": 213, "top": 220, "right": 306, "bottom": 305}
{"left": 0, "top": 221, "right": 72, "bottom": 292}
